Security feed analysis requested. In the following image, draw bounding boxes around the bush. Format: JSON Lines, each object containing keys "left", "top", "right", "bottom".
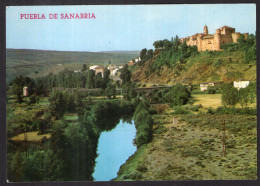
{"left": 212, "top": 58, "right": 223, "bottom": 68}
{"left": 135, "top": 131, "right": 151, "bottom": 147}
{"left": 164, "top": 83, "right": 191, "bottom": 106}
{"left": 150, "top": 104, "right": 170, "bottom": 114}
{"left": 122, "top": 170, "right": 142, "bottom": 180}
{"left": 207, "top": 107, "right": 215, "bottom": 114}
{"left": 133, "top": 101, "right": 154, "bottom": 148}
{"left": 206, "top": 86, "right": 217, "bottom": 94}
{"left": 174, "top": 107, "right": 190, "bottom": 114}
{"left": 216, "top": 106, "right": 256, "bottom": 115}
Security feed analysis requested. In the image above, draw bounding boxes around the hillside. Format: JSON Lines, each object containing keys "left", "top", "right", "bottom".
{"left": 6, "top": 49, "right": 139, "bottom": 83}
{"left": 131, "top": 45, "right": 256, "bottom": 85}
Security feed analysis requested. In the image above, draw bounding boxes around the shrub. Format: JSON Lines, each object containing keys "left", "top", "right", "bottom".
{"left": 216, "top": 106, "right": 256, "bottom": 115}
{"left": 133, "top": 101, "right": 154, "bottom": 148}
{"left": 150, "top": 104, "right": 170, "bottom": 114}
{"left": 206, "top": 86, "right": 217, "bottom": 94}
{"left": 212, "top": 58, "right": 223, "bottom": 68}
{"left": 164, "top": 83, "right": 191, "bottom": 106}
{"left": 207, "top": 107, "right": 215, "bottom": 114}
{"left": 135, "top": 131, "right": 151, "bottom": 147}
{"left": 174, "top": 107, "right": 190, "bottom": 114}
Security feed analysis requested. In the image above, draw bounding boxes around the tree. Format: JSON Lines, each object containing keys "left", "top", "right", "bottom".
{"left": 164, "top": 84, "right": 191, "bottom": 106}
{"left": 163, "top": 39, "right": 172, "bottom": 50}
{"left": 122, "top": 82, "right": 137, "bottom": 100}
{"left": 105, "top": 83, "right": 116, "bottom": 99}
{"left": 147, "top": 49, "right": 154, "bottom": 61}
{"left": 8, "top": 150, "right": 24, "bottom": 181}
{"left": 28, "top": 95, "right": 37, "bottom": 105}
{"left": 238, "top": 34, "right": 245, "bottom": 47}
{"left": 67, "top": 94, "right": 76, "bottom": 112}
{"left": 140, "top": 48, "right": 148, "bottom": 61}
{"left": 82, "top": 64, "right": 87, "bottom": 72}
{"left": 102, "top": 69, "right": 111, "bottom": 89}
{"left": 86, "top": 70, "right": 95, "bottom": 89}
{"left": 120, "top": 65, "right": 131, "bottom": 85}
{"left": 173, "top": 35, "right": 180, "bottom": 52}
{"left": 221, "top": 84, "right": 239, "bottom": 107}
{"left": 93, "top": 72, "right": 102, "bottom": 88}
{"left": 247, "top": 82, "right": 256, "bottom": 106}
{"left": 153, "top": 40, "right": 164, "bottom": 49}
{"left": 12, "top": 76, "right": 24, "bottom": 103}
{"left": 49, "top": 91, "right": 68, "bottom": 118}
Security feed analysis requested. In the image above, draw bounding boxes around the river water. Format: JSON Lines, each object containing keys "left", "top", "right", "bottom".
{"left": 93, "top": 120, "right": 137, "bottom": 181}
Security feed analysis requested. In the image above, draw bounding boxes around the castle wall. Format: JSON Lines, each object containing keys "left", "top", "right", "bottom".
{"left": 200, "top": 38, "right": 215, "bottom": 51}
{"left": 180, "top": 26, "right": 248, "bottom": 52}
{"left": 220, "top": 27, "right": 235, "bottom": 35}
{"left": 232, "top": 33, "right": 241, "bottom": 43}
{"left": 219, "top": 35, "right": 233, "bottom": 45}
{"left": 186, "top": 37, "right": 197, "bottom": 47}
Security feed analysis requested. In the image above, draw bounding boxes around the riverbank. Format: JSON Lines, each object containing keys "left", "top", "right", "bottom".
{"left": 115, "top": 106, "right": 257, "bottom": 180}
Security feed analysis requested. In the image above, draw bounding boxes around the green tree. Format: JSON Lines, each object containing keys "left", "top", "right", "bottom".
{"left": 86, "top": 70, "right": 95, "bottom": 89}
{"left": 122, "top": 82, "right": 137, "bottom": 100}
{"left": 94, "top": 72, "right": 103, "bottom": 88}
{"left": 140, "top": 48, "right": 148, "bottom": 60}
{"left": 102, "top": 69, "right": 111, "bottom": 89}
{"left": 120, "top": 65, "right": 131, "bottom": 85}
{"left": 153, "top": 40, "right": 164, "bottom": 49}
{"left": 247, "top": 82, "right": 256, "bottom": 106}
{"left": 163, "top": 39, "right": 172, "bottom": 50}
{"left": 238, "top": 88, "right": 250, "bottom": 108}
{"left": 105, "top": 83, "right": 116, "bottom": 99}
{"left": 82, "top": 64, "right": 87, "bottom": 72}
{"left": 221, "top": 84, "right": 239, "bottom": 107}
{"left": 172, "top": 35, "right": 180, "bottom": 52}
{"left": 147, "top": 49, "right": 154, "bottom": 61}
{"left": 49, "top": 91, "right": 68, "bottom": 119}
{"left": 8, "top": 150, "right": 24, "bottom": 181}
{"left": 67, "top": 94, "right": 76, "bottom": 112}
{"left": 164, "top": 84, "right": 191, "bottom": 106}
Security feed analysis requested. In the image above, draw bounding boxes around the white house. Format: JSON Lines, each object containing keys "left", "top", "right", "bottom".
{"left": 111, "top": 68, "right": 119, "bottom": 76}
{"left": 233, "top": 81, "right": 250, "bottom": 89}
{"left": 200, "top": 82, "right": 215, "bottom": 91}
{"left": 89, "top": 65, "right": 104, "bottom": 77}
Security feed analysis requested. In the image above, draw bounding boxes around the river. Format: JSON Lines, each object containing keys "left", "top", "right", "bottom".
{"left": 93, "top": 120, "right": 137, "bottom": 181}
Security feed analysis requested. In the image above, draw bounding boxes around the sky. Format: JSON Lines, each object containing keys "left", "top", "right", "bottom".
{"left": 6, "top": 4, "right": 256, "bottom": 52}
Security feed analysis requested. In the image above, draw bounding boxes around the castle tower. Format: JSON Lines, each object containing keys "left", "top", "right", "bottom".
{"left": 23, "top": 86, "right": 28, "bottom": 97}
{"left": 203, "top": 25, "right": 208, "bottom": 35}
{"left": 214, "top": 29, "right": 221, "bottom": 50}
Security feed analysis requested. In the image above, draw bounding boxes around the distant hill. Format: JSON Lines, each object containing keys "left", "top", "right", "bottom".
{"left": 99, "top": 50, "right": 140, "bottom": 54}
{"left": 6, "top": 49, "right": 139, "bottom": 83}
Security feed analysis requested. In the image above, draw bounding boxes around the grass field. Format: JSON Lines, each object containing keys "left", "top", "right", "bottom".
{"left": 193, "top": 94, "right": 222, "bottom": 109}
{"left": 11, "top": 131, "right": 51, "bottom": 142}
{"left": 193, "top": 93, "right": 256, "bottom": 110}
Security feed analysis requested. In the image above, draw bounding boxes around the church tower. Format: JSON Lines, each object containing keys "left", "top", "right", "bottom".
{"left": 203, "top": 25, "right": 208, "bottom": 35}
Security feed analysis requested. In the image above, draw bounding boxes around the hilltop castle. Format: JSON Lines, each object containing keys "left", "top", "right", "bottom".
{"left": 180, "top": 25, "right": 249, "bottom": 51}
